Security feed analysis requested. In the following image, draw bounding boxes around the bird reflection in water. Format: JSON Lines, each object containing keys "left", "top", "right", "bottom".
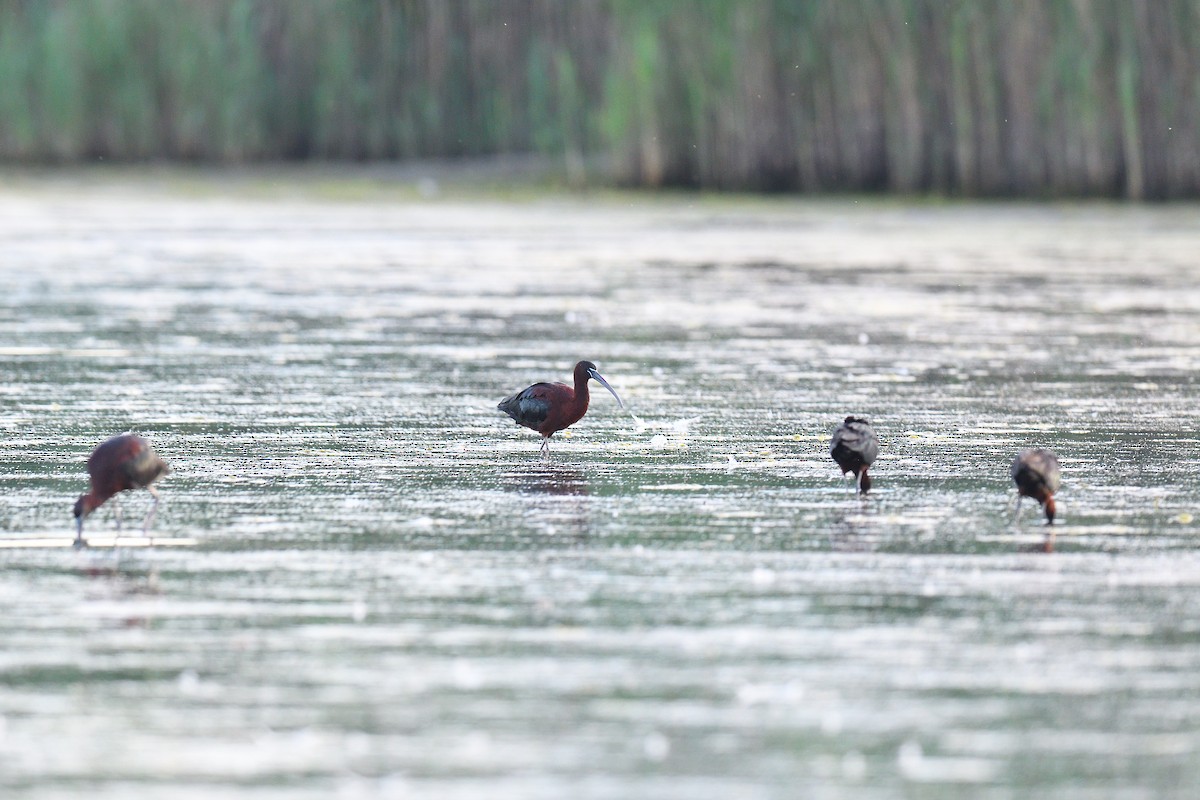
{"left": 503, "top": 465, "right": 591, "bottom": 541}
{"left": 505, "top": 465, "right": 589, "bottom": 496}
{"left": 826, "top": 508, "right": 882, "bottom": 552}
{"left": 75, "top": 558, "right": 163, "bottom": 628}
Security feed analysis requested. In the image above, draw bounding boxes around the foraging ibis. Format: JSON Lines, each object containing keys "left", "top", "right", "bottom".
{"left": 498, "top": 361, "right": 623, "bottom": 455}
{"left": 830, "top": 416, "right": 880, "bottom": 494}
{"left": 1012, "top": 448, "right": 1061, "bottom": 525}
{"left": 73, "top": 434, "right": 171, "bottom": 546}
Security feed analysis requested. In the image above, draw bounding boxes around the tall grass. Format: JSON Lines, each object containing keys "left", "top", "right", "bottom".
{"left": 1, "top": 0, "right": 1198, "bottom": 197}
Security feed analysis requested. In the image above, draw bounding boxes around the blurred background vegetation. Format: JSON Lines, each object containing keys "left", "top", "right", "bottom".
{"left": 1, "top": 0, "right": 1197, "bottom": 198}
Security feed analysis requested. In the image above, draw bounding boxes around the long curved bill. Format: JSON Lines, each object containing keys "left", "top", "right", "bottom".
{"left": 587, "top": 367, "right": 624, "bottom": 409}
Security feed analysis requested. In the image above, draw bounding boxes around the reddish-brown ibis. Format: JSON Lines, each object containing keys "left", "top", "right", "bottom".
{"left": 73, "top": 433, "right": 171, "bottom": 546}
{"left": 830, "top": 416, "right": 880, "bottom": 494}
{"left": 498, "top": 360, "right": 623, "bottom": 456}
{"left": 1012, "top": 448, "right": 1061, "bottom": 525}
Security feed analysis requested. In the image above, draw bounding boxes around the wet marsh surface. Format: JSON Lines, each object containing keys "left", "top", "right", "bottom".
{"left": 2, "top": 173, "right": 1200, "bottom": 797}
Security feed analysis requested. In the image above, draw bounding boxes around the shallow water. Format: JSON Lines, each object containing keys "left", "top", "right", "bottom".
{"left": 2, "top": 176, "right": 1200, "bottom": 797}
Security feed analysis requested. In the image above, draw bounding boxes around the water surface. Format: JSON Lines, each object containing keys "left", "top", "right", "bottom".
{"left": 2, "top": 177, "right": 1200, "bottom": 798}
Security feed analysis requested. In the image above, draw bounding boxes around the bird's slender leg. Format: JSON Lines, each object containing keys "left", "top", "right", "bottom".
{"left": 855, "top": 470, "right": 864, "bottom": 495}
{"left": 142, "top": 486, "right": 161, "bottom": 534}
{"left": 113, "top": 498, "right": 123, "bottom": 531}
{"left": 1013, "top": 494, "right": 1022, "bottom": 524}
{"left": 74, "top": 517, "right": 87, "bottom": 550}
{"left": 540, "top": 437, "right": 550, "bottom": 460}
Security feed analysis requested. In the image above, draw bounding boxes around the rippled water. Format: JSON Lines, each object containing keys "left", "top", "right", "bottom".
{"left": 2, "top": 174, "right": 1200, "bottom": 798}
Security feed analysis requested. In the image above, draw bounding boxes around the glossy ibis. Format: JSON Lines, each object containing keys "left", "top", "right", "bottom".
{"left": 73, "top": 434, "right": 171, "bottom": 546}
{"left": 498, "top": 360, "right": 623, "bottom": 456}
{"left": 1012, "top": 448, "right": 1061, "bottom": 525}
{"left": 830, "top": 416, "right": 880, "bottom": 494}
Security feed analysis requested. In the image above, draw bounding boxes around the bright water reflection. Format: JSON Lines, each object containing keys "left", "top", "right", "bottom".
{"left": 1, "top": 177, "right": 1200, "bottom": 797}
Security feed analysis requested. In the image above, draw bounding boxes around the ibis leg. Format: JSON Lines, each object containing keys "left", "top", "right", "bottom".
{"left": 142, "top": 486, "right": 161, "bottom": 534}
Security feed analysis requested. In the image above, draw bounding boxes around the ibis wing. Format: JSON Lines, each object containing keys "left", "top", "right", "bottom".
{"left": 858, "top": 430, "right": 880, "bottom": 464}
{"left": 1012, "top": 449, "right": 1061, "bottom": 494}
{"left": 498, "top": 383, "right": 556, "bottom": 430}
{"left": 122, "top": 446, "right": 169, "bottom": 488}
{"left": 830, "top": 420, "right": 879, "bottom": 465}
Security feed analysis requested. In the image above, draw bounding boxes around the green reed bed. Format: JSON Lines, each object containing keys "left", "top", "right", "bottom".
{"left": 2, "top": 0, "right": 1198, "bottom": 198}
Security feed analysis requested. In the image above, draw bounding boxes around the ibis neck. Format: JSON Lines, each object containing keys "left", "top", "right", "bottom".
{"left": 573, "top": 365, "right": 592, "bottom": 409}
{"left": 77, "top": 491, "right": 105, "bottom": 517}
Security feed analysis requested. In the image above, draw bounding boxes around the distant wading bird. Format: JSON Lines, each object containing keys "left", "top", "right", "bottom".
{"left": 830, "top": 416, "right": 880, "bottom": 494}
{"left": 1011, "top": 448, "right": 1061, "bottom": 525}
{"left": 498, "top": 360, "right": 623, "bottom": 456}
{"left": 73, "top": 434, "right": 171, "bottom": 546}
